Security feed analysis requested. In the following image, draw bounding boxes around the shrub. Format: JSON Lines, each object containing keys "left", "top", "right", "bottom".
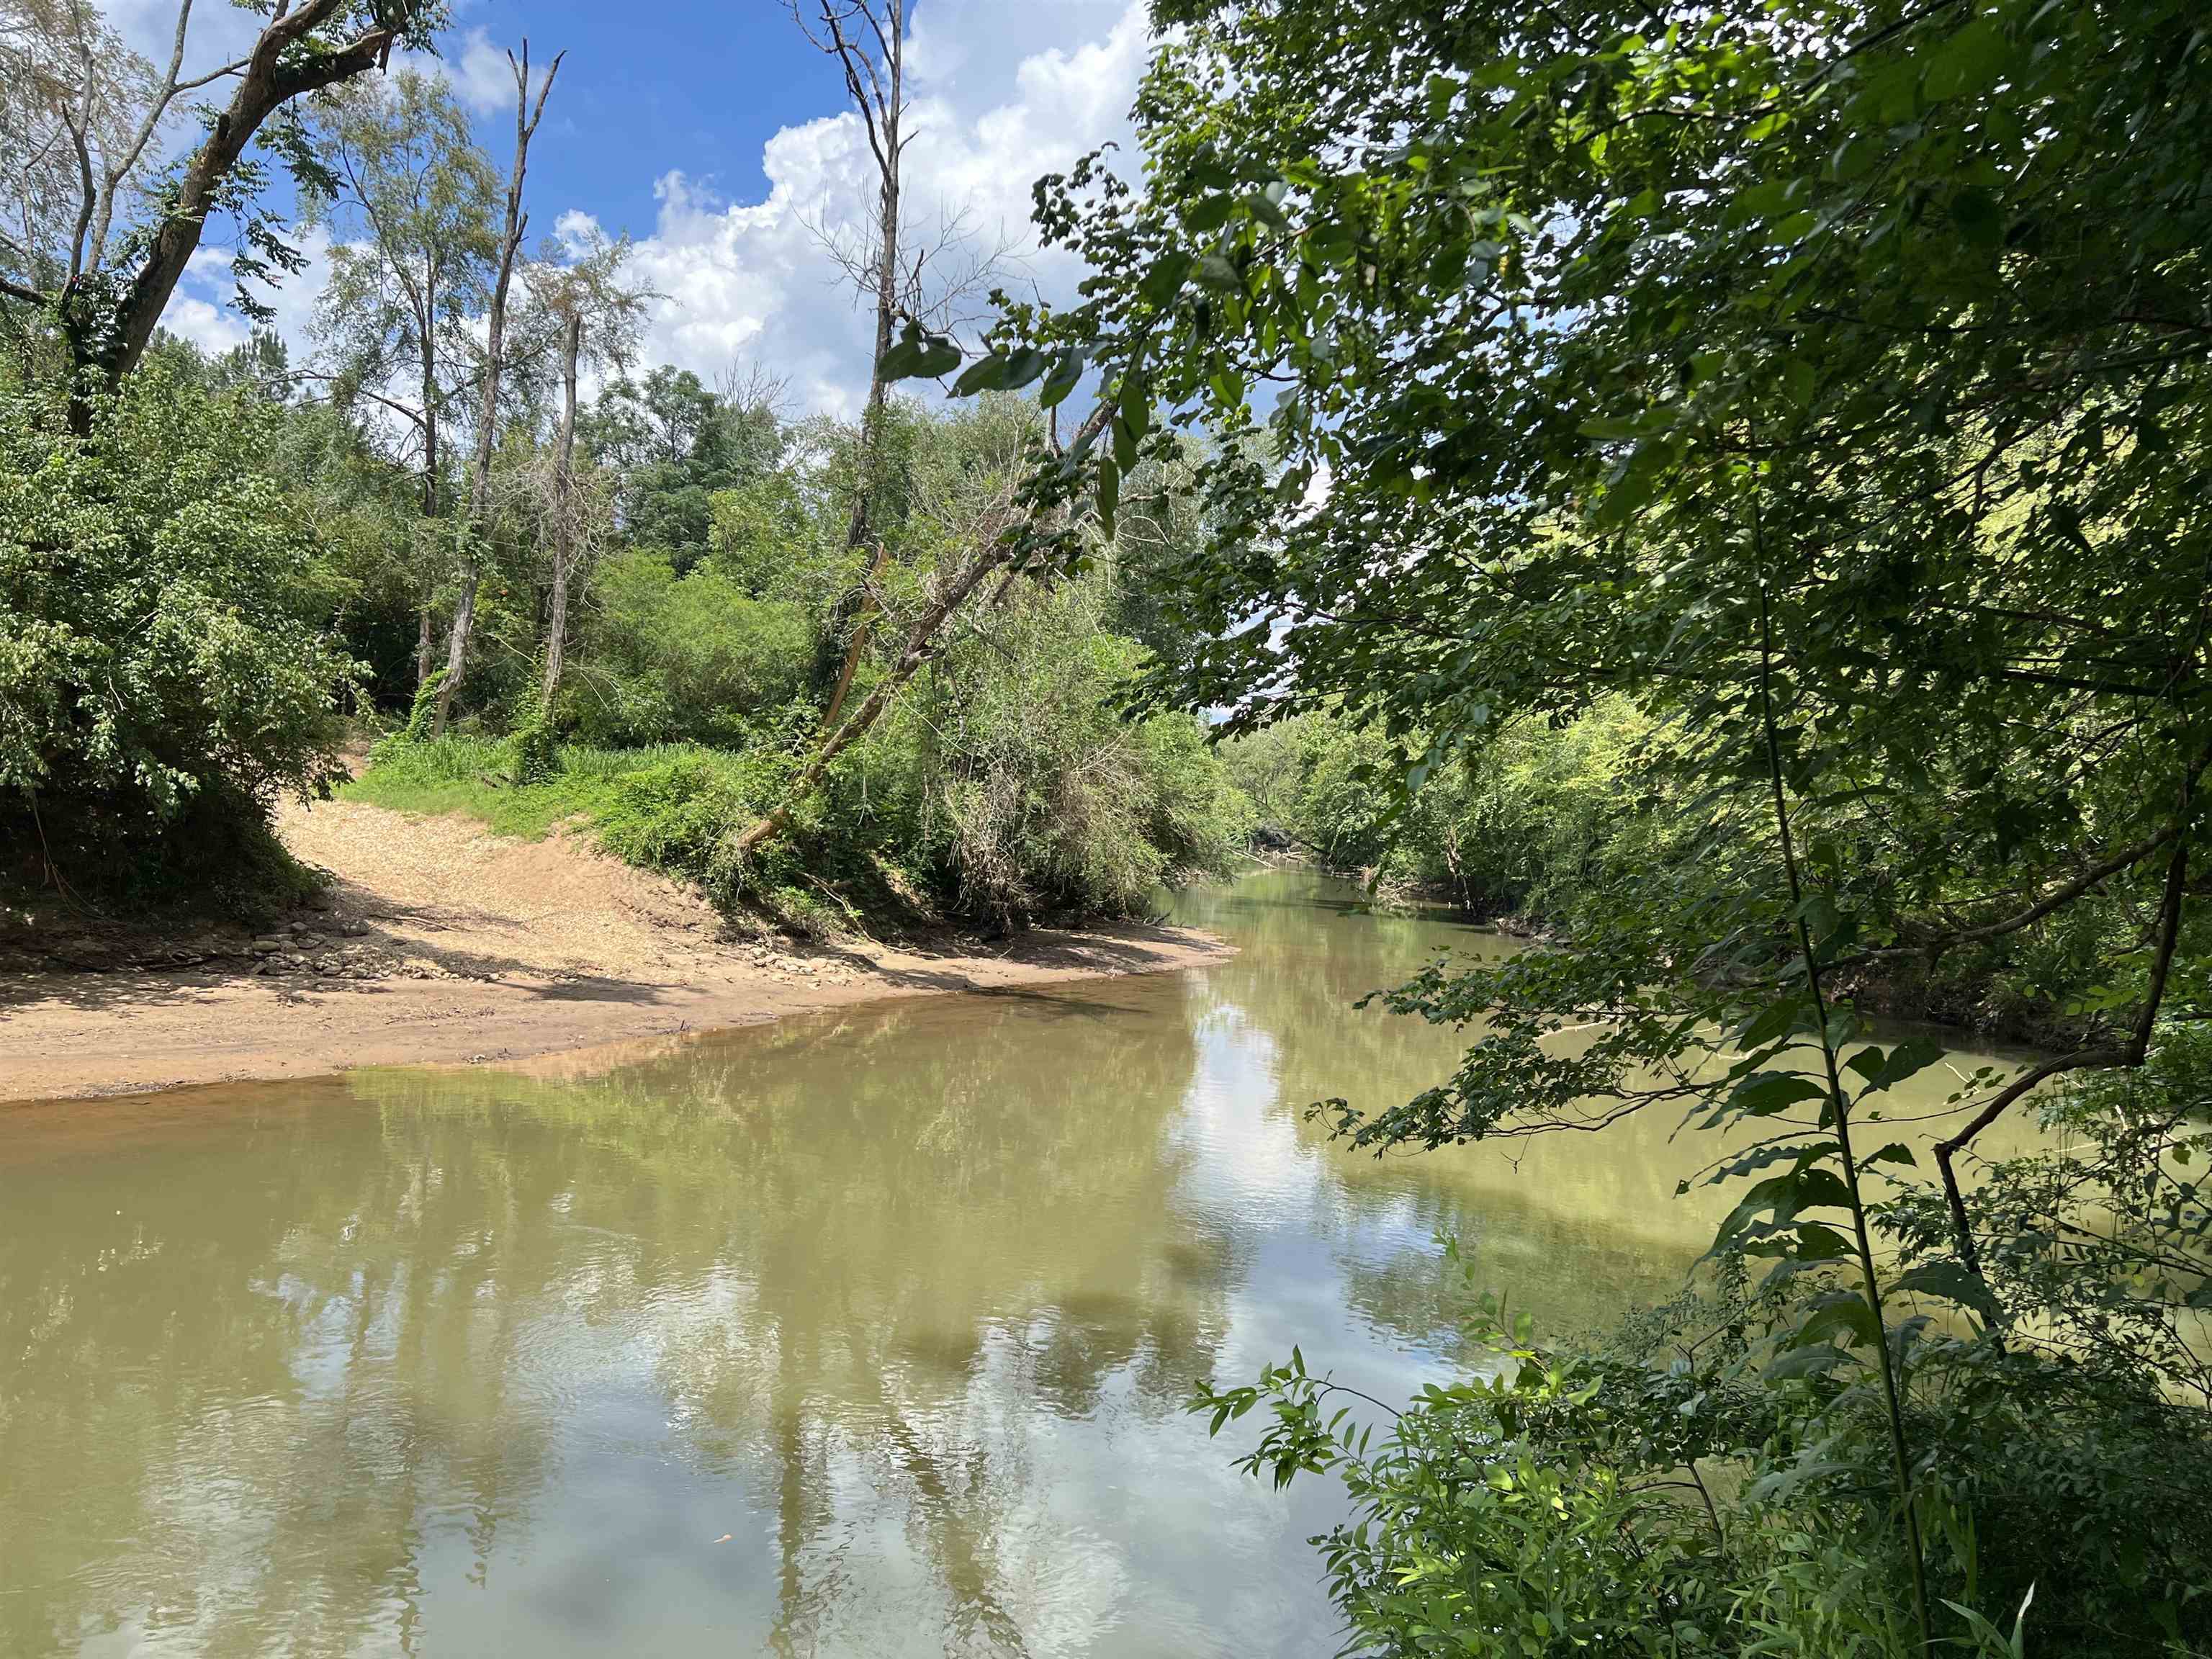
{"left": 909, "top": 580, "right": 1249, "bottom": 926}
{"left": 0, "top": 365, "right": 356, "bottom": 899}
{"left": 564, "top": 549, "right": 812, "bottom": 747}
{"left": 1200, "top": 1258, "right": 2205, "bottom": 1658}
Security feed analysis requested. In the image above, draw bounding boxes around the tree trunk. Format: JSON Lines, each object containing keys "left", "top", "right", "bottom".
{"left": 415, "top": 333, "right": 446, "bottom": 691}
{"left": 817, "top": 0, "right": 905, "bottom": 727}
{"left": 734, "top": 534, "right": 1019, "bottom": 861}
{"left": 822, "top": 544, "right": 891, "bottom": 726}
{"left": 434, "top": 46, "right": 559, "bottom": 737}
{"left": 541, "top": 313, "right": 583, "bottom": 706}
{"left": 84, "top": 1, "right": 415, "bottom": 393}
{"left": 419, "top": 336, "right": 441, "bottom": 521}
{"left": 734, "top": 401, "right": 1112, "bottom": 861}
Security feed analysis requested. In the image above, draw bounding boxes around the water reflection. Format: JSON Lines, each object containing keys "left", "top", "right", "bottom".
{"left": 0, "top": 869, "right": 2023, "bottom": 1657}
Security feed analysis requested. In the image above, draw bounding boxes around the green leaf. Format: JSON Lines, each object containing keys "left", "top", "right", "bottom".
{"left": 876, "top": 325, "right": 931, "bottom": 382}
{"left": 1892, "top": 1262, "right": 2005, "bottom": 1325}
{"left": 1196, "top": 252, "right": 1246, "bottom": 292}
{"left": 1113, "top": 413, "right": 1140, "bottom": 472}
{"left": 1794, "top": 1291, "right": 1881, "bottom": 1349}
{"left": 1189, "top": 194, "right": 1234, "bottom": 233}
{"left": 1241, "top": 189, "right": 1291, "bottom": 232}
{"left": 1095, "top": 454, "right": 1122, "bottom": 532}
{"left": 1950, "top": 185, "right": 2004, "bottom": 248}
{"left": 881, "top": 326, "right": 962, "bottom": 383}
{"left": 1765, "top": 1343, "right": 1859, "bottom": 1381}
{"left": 1119, "top": 374, "right": 1152, "bottom": 439}
{"left": 1140, "top": 253, "right": 1195, "bottom": 309}
{"left": 1923, "top": 17, "right": 2008, "bottom": 103}
{"left": 998, "top": 347, "right": 1048, "bottom": 390}
{"left": 951, "top": 353, "right": 1010, "bottom": 396}
{"left": 1728, "top": 1071, "right": 1828, "bottom": 1117}
{"left": 1844, "top": 1037, "right": 1944, "bottom": 1096}
{"left": 1038, "top": 348, "right": 1086, "bottom": 410}
{"left": 1736, "top": 997, "right": 1804, "bottom": 1049}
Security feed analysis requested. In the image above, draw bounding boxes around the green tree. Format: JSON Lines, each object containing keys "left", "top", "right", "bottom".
{"left": 309, "top": 69, "right": 500, "bottom": 687}
{"left": 0, "top": 0, "right": 442, "bottom": 401}
{"left": 583, "top": 366, "right": 786, "bottom": 562}
{"left": 0, "top": 358, "right": 356, "bottom": 896}
{"left": 922, "top": 0, "right": 2212, "bottom": 1647}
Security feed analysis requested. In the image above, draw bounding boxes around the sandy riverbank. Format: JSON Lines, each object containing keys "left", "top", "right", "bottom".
{"left": 0, "top": 794, "right": 1231, "bottom": 1105}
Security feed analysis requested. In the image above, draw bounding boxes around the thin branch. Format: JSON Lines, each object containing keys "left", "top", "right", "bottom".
{"left": 1934, "top": 1048, "right": 2124, "bottom": 1277}
{"left": 1828, "top": 820, "right": 2186, "bottom": 971}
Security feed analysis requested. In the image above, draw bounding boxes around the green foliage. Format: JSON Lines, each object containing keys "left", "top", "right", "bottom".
{"left": 0, "top": 361, "right": 354, "bottom": 897}
{"left": 565, "top": 549, "right": 814, "bottom": 748}
{"left": 1197, "top": 1256, "right": 2205, "bottom": 1657}
{"left": 926, "top": 0, "right": 2212, "bottom": 1649}
{"left": 402, "top": 669, "right": 448, "bottom": 745}
{"left": 907, "top": 578, "right": 1253, "bottom": 926}
{"left": 1200, "top": 1308, "right": 1743, "bottom": 1656}
{"left": 352, "top": 563, "right": 1253, "bottom": 934}
{"left": 1225, "top": 701, "right": 1665, "bottom": 918}
{"left": 1894, "top": 1023, "right": 2212, "bottom": 1406}
{"left": 310, "top": 69, "right": 500, "bottom": 480}
{"left": 582, "top": 367, "right": 786, "bottom": 564}
{"left": 507, "top": 685, "right": 558, "bottom": 788}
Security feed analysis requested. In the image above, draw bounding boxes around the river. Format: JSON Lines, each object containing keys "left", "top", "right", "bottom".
{"left": 0, "top": 869, "right": 2029, "bottom": 1657}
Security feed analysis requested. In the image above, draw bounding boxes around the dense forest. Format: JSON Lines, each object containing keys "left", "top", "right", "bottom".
{"left": 5, "top": 0, "right": 2211, "bottom": 1654}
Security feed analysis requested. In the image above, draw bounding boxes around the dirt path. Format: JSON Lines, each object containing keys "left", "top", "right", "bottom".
{"left": 0, "top": 796, "right": 1231, "bottom": 1105}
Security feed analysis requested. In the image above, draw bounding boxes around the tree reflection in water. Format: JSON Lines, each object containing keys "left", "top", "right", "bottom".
{"left": 0, "top": 871, "right": 2021, "bottom": 1656}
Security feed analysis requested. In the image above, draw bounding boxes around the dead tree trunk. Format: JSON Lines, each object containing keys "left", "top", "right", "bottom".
{"left": 433, "top": 43, "right": 561, "bottom": 735}
{"left": 413, "top": 300, "right": 444, "bottom": 687}
{"left": 541, "top": 311, "right": 584, "bottom": 706}
{"left": 788, "top": 0, "right": 909, "bottom": 727}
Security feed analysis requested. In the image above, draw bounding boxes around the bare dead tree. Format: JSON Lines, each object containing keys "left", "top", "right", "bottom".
{"left": 0, "top": 0, "right": 437, "bottom": 413}
{"left": 784, "top": 0, "right": 908, "bottom": 484}
{"left": 786, "top": 0, "right": 1028, "bottom": 732}
{"left": 432, "top": 40, "right": 563, "bottom": 735}
{"left": 541, "top": 310, "right": 585, "bottom": 702}
{"left": 523, "top": 229, "right": 651, "bottom": 709}
{"left": 782, "top": 0, "right": 914, "bottom": 729}
{"left": 716, "top": 357, "right": 794, "bottom": 419}
{"left": 800, "top": 197, "right": 1027, "bottom": 345}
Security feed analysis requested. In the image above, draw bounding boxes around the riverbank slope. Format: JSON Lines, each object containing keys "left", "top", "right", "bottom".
{"left": 0, "top": 795, "right": 1231, "bottom": 1105}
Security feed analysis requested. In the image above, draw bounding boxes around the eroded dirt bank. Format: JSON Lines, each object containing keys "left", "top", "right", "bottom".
{"left": 0, "top": 796, "right": 1231, "bottom": 1105}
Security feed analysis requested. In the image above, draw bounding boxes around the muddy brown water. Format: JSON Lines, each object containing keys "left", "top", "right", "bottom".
{"left": 0, "top": 869, "right": 2035, "bottom": 1657}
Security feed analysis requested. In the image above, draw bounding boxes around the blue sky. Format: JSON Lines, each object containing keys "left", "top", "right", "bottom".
{"left": 451, "top": 1, "right": 847, "bottom": 229}
{"left": 109, "top": 0, "right": 1153, "bottom": 415}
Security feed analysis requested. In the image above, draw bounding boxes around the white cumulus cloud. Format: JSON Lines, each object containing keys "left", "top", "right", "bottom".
{"left": 601, "top": 0, "right": 1154, "bottom": 415}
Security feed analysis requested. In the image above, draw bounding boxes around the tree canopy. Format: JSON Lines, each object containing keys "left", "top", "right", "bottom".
{"left": 902, "top": 0, "right": 2212, "bottom": 1647}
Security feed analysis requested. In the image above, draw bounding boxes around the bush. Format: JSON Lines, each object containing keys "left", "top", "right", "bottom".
{"left": 564, "top": 549, "right": 812, "bottom": 747}
{"left": 1200, "top": 1254, "right": 2208, "bottom": 1658}
{"left": 907, "top": 580, "right": 1251, "bottom": 926}
{"left": 0, "top": 365, "right": 356, "bottom": 899}
{"left": 1223, "top": 703, "right": 1659, "bottom": 917}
